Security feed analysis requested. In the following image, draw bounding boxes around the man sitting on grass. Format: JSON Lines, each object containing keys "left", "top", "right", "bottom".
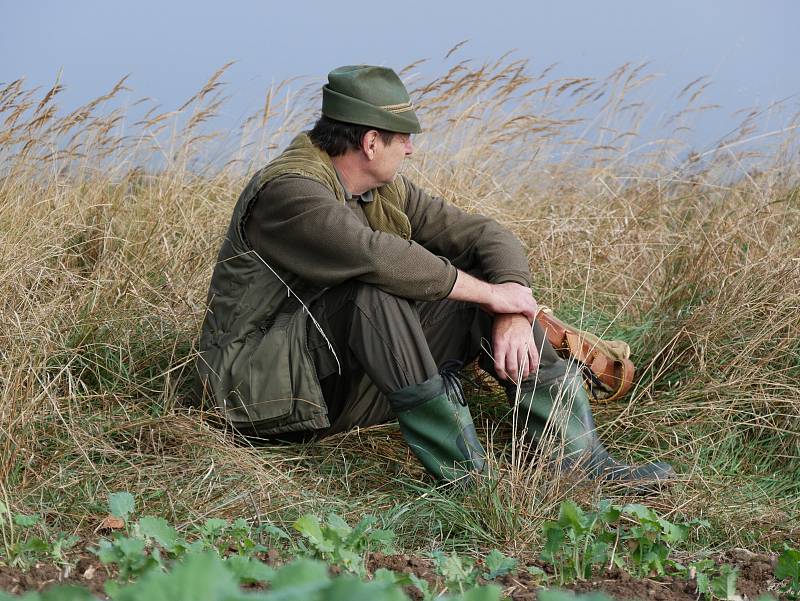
{"left": 196, "top": 65, "right": 674, "bottom": 484}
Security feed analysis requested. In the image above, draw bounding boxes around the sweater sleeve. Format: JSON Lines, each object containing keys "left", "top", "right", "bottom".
{"left": 244, "top": 176, "right": 458, "bottom": 301}
{"left": 401, "top": 177, "right": 532, "bottom": 287}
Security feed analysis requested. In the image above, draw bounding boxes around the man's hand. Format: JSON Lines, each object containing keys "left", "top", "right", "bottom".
{"left": 492, "top": 314, "right": 540, "bottom": 383}
{"left": 483, "top": 282, "right": 539, "bottom": 320}
{"left": 448, "top": 271, "right": 538, "bottom": 321}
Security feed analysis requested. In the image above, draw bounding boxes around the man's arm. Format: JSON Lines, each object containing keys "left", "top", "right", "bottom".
{"left": 402, "top": 177, "right": 532, "bottom": 288}
{"left": 448, "top": 270, "right": 540, "bottom": 383}
{"left": 448, "top": 270, "right": 537, "bottom": 319}
{"left": 406, "top": 179, "right": 539, "bottom": 382}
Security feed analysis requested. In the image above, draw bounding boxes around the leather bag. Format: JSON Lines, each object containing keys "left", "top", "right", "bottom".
{"left": 536, "top": 307, "right": 636, "bottom": 402}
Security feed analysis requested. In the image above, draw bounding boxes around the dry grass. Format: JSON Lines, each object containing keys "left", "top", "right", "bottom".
{"left": 1, "top": 51, "right": 798, "bottom": 556}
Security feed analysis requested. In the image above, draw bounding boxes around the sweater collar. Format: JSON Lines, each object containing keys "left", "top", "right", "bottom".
{"left": 332, "top": 164, "right": 374, "bottom": 203}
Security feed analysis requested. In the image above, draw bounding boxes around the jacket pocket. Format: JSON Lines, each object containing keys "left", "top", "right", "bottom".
{"left": 226, "top": 313, "right": 295, "bottom": 426}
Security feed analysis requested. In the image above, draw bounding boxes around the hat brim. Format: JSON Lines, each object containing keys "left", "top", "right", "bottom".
{"left": 322, "top": 85, "right": 422, "bottom": 134}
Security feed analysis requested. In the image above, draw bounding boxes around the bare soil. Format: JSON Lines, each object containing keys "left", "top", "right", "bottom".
{"left": 0, "top": 547, "right": 785, "bottom": 600}
{"left": 0, "top": 554, "right": 109, "bottom": 597}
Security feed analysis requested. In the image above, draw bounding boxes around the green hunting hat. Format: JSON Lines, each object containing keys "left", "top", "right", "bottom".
{"left": 322, "top": 65, "right": 421, "bottom": 134}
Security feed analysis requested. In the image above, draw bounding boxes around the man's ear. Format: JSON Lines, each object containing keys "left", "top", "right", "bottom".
{"left": 361, "top": 130, "right": 379, "bottom": 161}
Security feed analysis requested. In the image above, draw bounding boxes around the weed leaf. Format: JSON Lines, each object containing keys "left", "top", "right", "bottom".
{"left": 432, "top": 551, "right": 478, "bottom": 591}
{"left": 200, "top": 518, "right": 228, "bottom": 538}
{"left": 108, "top": 492, "right": 135, "bottom": 523}
{"left": 558, "top": 500, "right": 586, "bottom": 532}
{"left": 138, "top": 516, "right": 181, "bottom": 552}
{"left": 776, "top": 547, "right": 800, "bottom": 584}
{"left": 541, "top": 522, "right": 564, "bottom": 562}
{"left": 711, "top": 565, "right": 740, "bottom": 600}
{"left": 657, "top": 518, "right": 688, "bottom": 544}
{"left": 482, "top": 549, "right": 518, "bottom": 579}
{"left": 113, "top": 551, "right": 239, "bottom": 601}
{"left": 294, "top": 514, "right": 334, "bottom": 553}
{"left": 13, "top": 514, "right": 41, "bottom": 528}
{"left": 458, "top": 585, "right": 503, "bottom": 601}
{"left": 621, "top": 503, "right": 655, "bottom": 522}
{"left": 345, "top": 515, "right": 377, "bottom": 547}
{"left": 270, "top": 558, "right": 330, "bottom": 590}
{"left": 326, "top": 513, "right": 353, "bottom": 540}
{"left": 223, "top": 555, "right": 275, "bottom": 584}
{"left": 324, "top": 575, "right": 408, "bottom": 600}
{"left": 596, "top": 500, "right": 621, "bottom": 524}
{"left": 38, "top": 586, "right": 98, "bottom": 600}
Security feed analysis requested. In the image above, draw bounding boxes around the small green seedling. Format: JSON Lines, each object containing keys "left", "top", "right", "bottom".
{"left": 389, "top": 570, "right": 435, "bottom": 601}
{"left": 293, "top": 513, "right": 394, "bottom": 577}
{"left": 539, "top": 591, "right": 615, "bottom": 601}
{"left": 482, "top": 549, "right": 518, "bottom": 580}
{"left": 0, "top": 505, "right": 79, "bottom": 569}
{"left": 540, "top": 499, "right": 621, "bottom": 584}
{"left": 108, "top": 492, "right": 136, "bottom": 525}
{"left": 710, "top": 564, "right": 740, "bottom": 601}
{"left": 526, "top": 565, "right": 548, "bottom": 584}
{"left": 619, "top": 503, "right": 689, "bottom": 577}
{"left": 430, "top": 550, "right": 479, "bottom": 594}
{"left": 776, "top": 546, "right": 800, "bottom": 598}
{"left": 671, "top": 558, "right": 740, "bottom": 601}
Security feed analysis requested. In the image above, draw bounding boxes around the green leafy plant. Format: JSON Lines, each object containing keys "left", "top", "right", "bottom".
{"left": 482, "top": 549, "right": 518, "bottom": 580}
{"left": 671, "top": 558, "right": 741, "bottom": 601}
{"left": 94, "top": 492, "right": 288, "bottom": 594}
{"left": 618, "top": 503, "right": 697, "bottom": 577}
{"left": 93, "top": 492, "right": 163, "bottom": 594}
{"left": 540, "top": 500, "right": 709, "bottom": 584}
{"left": 540, "top": 499, "right": 621, "bottom": 584}
{"left": 390, "top": 571, "right": 435, "bottom": 601}
{"left": 671, "top": 558, "right": 716, "bottom": 598}
{"left": 710, "top": 564, "right": 740, "bottom": 601}
{"left": 293, "top": 513, "right": 394, "bottom": 577}
{"left": 193, "top": 516, "right": 289, "bottom": 558}
{"left": 108, "top": 492, "right": 136, "bottom": 524}
{"left": 526, "top": 565, "right": 548, "bottom": 583}
{"left": 95, "top": 535, "right": 162, "bottom": 591}
{"left": 0, "top": 503, "right": 79, "bottom": 569}
{"left": 431, "top": 551, "right": 480, "bottom": 594}
{"left": 538, "top": 591, "right": 615, "bottom": 601}
{"left": 776, "top": 545, "right": 800, "bottom": 598}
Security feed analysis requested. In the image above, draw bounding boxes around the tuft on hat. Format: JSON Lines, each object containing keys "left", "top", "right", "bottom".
{"left": 322, "top": 65, "right": 421, "bottom": 134}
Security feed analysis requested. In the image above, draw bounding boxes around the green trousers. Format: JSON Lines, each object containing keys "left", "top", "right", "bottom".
{"left": 305, "top": 280, "right": 564, "bottom": 437}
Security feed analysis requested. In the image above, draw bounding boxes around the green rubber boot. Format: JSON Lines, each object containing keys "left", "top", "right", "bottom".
{"left": 510, "top": 364, "right": 675, "bottom": 484}
{"left": 387, "top": 372, "right": 487, "bottom": 482}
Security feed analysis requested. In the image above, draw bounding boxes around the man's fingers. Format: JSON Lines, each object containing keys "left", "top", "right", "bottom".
{"left": 506, "top": 352, "right": 519, "bottom": 384}
{"left": 527, "top": 344, "right": 539, "bottom": 378}
{"left": 494, "top": 348, "right": 507, "bottom": 380}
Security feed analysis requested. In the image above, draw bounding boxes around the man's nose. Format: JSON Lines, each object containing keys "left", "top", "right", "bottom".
{"left": 404, "top": 137, "right": 414, "bottom": 155}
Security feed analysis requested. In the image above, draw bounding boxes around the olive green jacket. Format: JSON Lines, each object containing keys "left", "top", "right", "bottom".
{"left": 197, "top": 134, "right": 414, "bottom": 434}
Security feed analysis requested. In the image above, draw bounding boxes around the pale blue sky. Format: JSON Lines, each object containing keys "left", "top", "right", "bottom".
{"left": 2, "top": 0, "right": 797, "bottom": 151}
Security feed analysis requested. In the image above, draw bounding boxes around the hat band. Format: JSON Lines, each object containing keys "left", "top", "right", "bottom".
{"left": 379, "top": 101, "right": 414, "bottom": 114}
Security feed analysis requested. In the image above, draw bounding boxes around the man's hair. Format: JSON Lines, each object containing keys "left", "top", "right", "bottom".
{"left": 308, "top": 116, "right": 396, "bottom": 157}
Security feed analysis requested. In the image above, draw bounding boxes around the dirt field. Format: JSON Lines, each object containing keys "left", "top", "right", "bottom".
{"left": 0, "top": 546, "right": 785, "bottom": 600}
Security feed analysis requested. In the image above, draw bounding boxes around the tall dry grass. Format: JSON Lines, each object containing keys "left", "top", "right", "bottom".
{"left": 1, "top": 52, "right": 798, "bottom": 552}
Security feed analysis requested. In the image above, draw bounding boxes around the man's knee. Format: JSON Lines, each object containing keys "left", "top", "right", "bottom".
{"left": 350, "top": 282, "right": 419, "bottom": 323}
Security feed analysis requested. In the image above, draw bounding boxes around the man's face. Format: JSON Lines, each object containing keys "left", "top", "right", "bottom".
{"left": 371, "top": 132, "right": 413, "bottom": 185}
